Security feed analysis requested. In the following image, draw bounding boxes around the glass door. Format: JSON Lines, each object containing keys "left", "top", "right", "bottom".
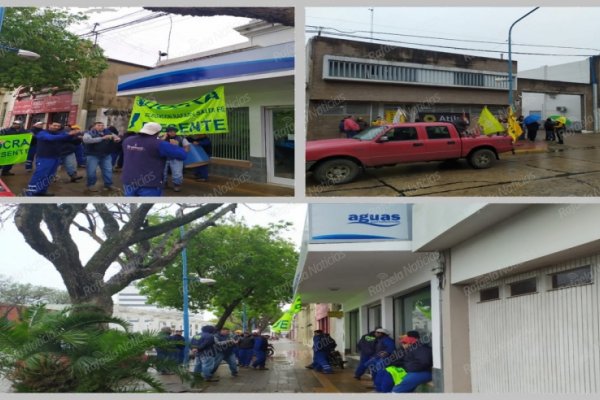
{"left": 264, "top": 107, "right": 294, "bottom": 185}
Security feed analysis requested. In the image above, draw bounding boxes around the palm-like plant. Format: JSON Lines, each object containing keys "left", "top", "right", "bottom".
{"left": 0, "top": 305, "right": 188, "bottom": 392}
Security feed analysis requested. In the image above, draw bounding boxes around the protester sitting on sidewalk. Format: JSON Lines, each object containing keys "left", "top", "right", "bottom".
{"left": 191, "top": 325, "right": 220, "bottom": 382}
{"left": 212, "top": 328, "right": 239, "bottom": 377}
{"left": 365, "top": 328, "right": 396, "bottom": 385}
{"left": 238, "top": 332, "right": 255, "bottom": 367}
{"left": 251, "top": 330, "right": 269, "bottom": 370}
{"left": 354, "top": 328, "right": 378, "bottom": 380}
{"left": 391, "top": 331, "right": 433, "bottom": 393}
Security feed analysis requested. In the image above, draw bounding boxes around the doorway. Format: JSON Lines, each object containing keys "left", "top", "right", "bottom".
{"left": 264, "top": 107, "right": 294, "bottom": 185}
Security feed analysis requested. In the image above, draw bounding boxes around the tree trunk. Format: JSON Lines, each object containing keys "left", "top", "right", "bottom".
{"left": 214, "top": 288, "right": 254, "bottom": 330}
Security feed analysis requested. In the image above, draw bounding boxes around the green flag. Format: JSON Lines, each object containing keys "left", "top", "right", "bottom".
{"left": 290, "top": 296, "right": 302, "bottom": 314}
{"left": 0, "top": 133, "right": 32, "bottom": 166}
{"left": 127, "top": 86, "right": 228, "bottom": 135}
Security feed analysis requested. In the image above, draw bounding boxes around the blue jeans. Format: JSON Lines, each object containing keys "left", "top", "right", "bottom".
{"left": 123, "top": 186, "right": 163, "bottom": 197}
{"left": 60, "top": 153, "right": 77, "bottom": 177}
{"left": 213, "top": 352, "right": 238, "bottom": 376}
{"left": 25, "top": 158, "right": 59, "bottom": 195}
{"left": 86, "top": 154, "right": 113, "bottom": 187}
{"left": 193, "top": 355, "right": 203, "bottom": 374}
{"left": 392, "top": 371, "right": 432, "bottom": 393}
{"left": 252, "top": 350, "right": 266, "bottom": 368}
{"left": 25, "top": 144, "right": 37, "bottom": 170}
{"left": 164, "top": 159, "right": 184, "bottom": 185}
{"left": 198, "top": 354, "right": 216, "bottom": 379}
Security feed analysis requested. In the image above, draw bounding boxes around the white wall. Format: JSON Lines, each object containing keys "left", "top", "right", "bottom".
{"left": 468, "top": 256, "right": 600, "bottom": 393}
{"left": 412, "top": 203, "right": 486, "bottom": 250}
{"left": 451, "top": 204, "right": 600, "bottom": 284}
{"left": 522, "top": 92, "right": 582, "bottom": 128}
{"left": 519, "top": 59, "right": 590, "bottom": 84}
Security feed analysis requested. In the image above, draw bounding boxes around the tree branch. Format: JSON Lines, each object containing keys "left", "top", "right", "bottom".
{"left": 93, "top": 203, "right": 120, "bottom": 238}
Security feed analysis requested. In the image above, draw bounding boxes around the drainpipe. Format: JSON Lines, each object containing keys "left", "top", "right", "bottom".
{"left": 591, "top": 56, "right": 599, "bottom": 132}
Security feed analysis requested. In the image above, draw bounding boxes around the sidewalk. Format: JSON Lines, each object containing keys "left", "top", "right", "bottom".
{"left": 0, "top": 164, "right": 293, "bottom": 197}
{"left": 513, "top": 131, "right": 600, "bottom": 155}
{"left": 199, "top": 339, "right": 370, "bottom": 393}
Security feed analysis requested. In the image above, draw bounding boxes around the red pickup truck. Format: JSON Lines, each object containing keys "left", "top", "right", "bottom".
{"left": 306, "top": 122, "right": 514, "bottom": 185}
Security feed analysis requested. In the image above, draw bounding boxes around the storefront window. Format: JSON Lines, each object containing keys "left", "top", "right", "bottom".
{"left": 367, "top": 304, "right": 381, "bottom": 332}
{"left": 348, "top": 309, "right": 359, "bottom": 354}
{"left": 211, "top": 107, "right": 250, "bottom": 161}
{"left": 393, "top": 286, "right": 432, "bottom": 344}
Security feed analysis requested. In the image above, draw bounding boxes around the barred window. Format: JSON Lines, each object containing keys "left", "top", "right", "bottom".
{"left": 211, "top": 107, "right": 250, "bottom": 161}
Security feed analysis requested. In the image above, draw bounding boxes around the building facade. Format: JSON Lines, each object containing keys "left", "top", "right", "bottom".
{"left": 306, "top": 37, "right": 516, "bottom": 140}
{"left": 0, "top": 59, "right": 147, "bottom": 131}
{"left": 294, "top": 203, "right": 600, "bottom": 393}
{"left": 116, "top": 20, "right": 295, "bottom": 187}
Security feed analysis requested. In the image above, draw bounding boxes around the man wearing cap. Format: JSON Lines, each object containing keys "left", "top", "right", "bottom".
{"left": 212, "top": 327, "right": 239, "bottom": 377}
{"left": 168, "top": 329, "right": 186, "bottom": 367}
{"left": 354, "top": 328, "right": 378, "bottom": 380}
{"left": 163, "top": 126, "right": 190, "bottom": 192}
{"left": 364, "top": 328, "right": 396, "bottom": 386}
{"left": 191, "top": 325, "right": 219, "bottom": 382}
{"left": 25, "top": 121, "right": 44, "bottom": 172}
{"left": 121, "top": 122, "right": 187, "bottom": 196}
{"left": 25, "top": 121, "right": 81, "bottom": 196}
{"left": 83, "top": 122, "right": 121, "bottom": 192}
{"left": 0, "top": 120, "right": 29, "bottom": 176}
{"left": 237, "top": 332, "right": 255, "bottom": 368}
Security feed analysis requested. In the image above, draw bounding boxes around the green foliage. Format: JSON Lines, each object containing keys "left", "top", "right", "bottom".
{"left": 0, "top": 8, "right": 108, "bottom": 91}
{"left": 0, "top": 305, "right": 187, "bottom": 392}
{"left": 138, "top": 218, "right": 298, "bottom": 328}
{"left": 0, "top": 275, "right": 71, "bottom": 308}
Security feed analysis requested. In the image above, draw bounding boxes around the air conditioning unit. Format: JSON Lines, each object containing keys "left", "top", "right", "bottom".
{"left": 556, "top": 106, "right": 567, "bottom": 112}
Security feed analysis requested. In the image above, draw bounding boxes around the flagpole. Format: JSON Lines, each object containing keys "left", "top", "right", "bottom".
{"left": 508, "top": 7, "right": 539, "bottom": 109}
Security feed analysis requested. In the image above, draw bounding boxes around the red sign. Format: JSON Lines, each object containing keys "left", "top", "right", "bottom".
{"left": 316, "top": 304, "right": 330, "bottom": 320}
{"left": 12, "top": 93, "right": 73, "bottom": 114}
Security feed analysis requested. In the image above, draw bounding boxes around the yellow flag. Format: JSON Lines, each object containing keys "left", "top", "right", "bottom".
{"left": 477, "top": 106, "right": 505, "bottom": 136}
{"left": 507, "top": 107, "right": 523, "bottom": 142}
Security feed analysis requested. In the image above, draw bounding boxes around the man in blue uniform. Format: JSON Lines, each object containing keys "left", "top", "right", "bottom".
{"left": 190, "top": 325, "right": 219, "bottom": 382}
{"left": 83, "top": 121, "right": 121, "bottom": 192}
{"left": 122, "top": 122, "right": 187, "bottom": 196}
{"left": 24, "top": 122, "right": 80, "bottom": 196}
{"left": 213, "top": 327, "right": 239, "bottom": 377}
{"left": 354, "top": 328, "right": 378, "bottom": 380}
{"left": 251, "top": 330, "right": 269, "bottom": 370}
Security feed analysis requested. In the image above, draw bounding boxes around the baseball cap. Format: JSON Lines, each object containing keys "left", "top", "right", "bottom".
{"left": 375, "top": 328, "right": 390, "bottom": 335}
{"left": 12, "top": 120, "right": 23, "bottom": 125}
{"left": 70, "top": 124, "right": 82, "bottom": 130}
{"left": 33, "top": 121, "right": 44, "bottom": 127}
{"left": 139, "top": 122, "right": 162, "bottom": 135}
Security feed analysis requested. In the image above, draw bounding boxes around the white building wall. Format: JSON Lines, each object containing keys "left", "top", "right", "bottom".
{"left": 520, "top": 59, "right": 590, "bottom": 84}
{"left": 451, "top": 204, "right": 600, "bottom": 284}
{"left": 522, "top": 92, "right": 583, "bottom": 129}
{"left": 468, "top": 256, "right": 600, "bottom": 393}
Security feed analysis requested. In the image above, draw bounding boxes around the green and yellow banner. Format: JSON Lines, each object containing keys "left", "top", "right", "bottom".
{"left": 0, "top": 133, "right": 32, "bottom": 166}
{"left": 127, "top": 86, "right": 229, "bottom": 135}
{"left": 477, "top": 106, "right": 505, "bottom": 136}
{"left": 271, "top": 312, "right": 293, "bottom": 333}
{"left": 290, "top": 296, "right": 302, "bottom": 314}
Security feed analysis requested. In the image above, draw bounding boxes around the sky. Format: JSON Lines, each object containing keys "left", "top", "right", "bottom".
{"left": 0, "top": 203, "right": 307, "bottom": 291}
{"left": 67, "top": 7, "right": 253, "bottom": 66}
{"left": 306, "top": 7, "right": 600, "bottom": 71}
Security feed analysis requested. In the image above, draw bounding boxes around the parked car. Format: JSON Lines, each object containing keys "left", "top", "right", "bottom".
{"left": 306, "top": 122, "right": 514, "bottom": 184}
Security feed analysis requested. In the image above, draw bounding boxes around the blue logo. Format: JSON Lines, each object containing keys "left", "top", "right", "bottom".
{"left": 348, "top": 213, "right": 401, "bottom": 227}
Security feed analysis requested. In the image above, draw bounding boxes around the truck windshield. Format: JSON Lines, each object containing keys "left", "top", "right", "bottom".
{"left": 353, "top": 126, "right": 387, "bottom": 141}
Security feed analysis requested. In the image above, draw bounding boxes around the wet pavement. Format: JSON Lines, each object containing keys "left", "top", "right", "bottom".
{"left": 307, "top": 133, "right": 600, "bottom": 197}
{"left": 199, "top": 339, "right": 370, "bottom": 393}
{"left": 0, "top": 164, "right": 293, "bottom": 198}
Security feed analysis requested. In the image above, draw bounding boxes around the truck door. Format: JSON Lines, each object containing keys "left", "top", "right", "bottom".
{"left": 422, "top": 125, "right": 462, "bottom": 161}
{"left": 370, "top": 126, "right": 425, "bottom": 165}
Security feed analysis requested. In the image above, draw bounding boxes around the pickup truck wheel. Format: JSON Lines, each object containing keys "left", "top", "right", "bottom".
{"left": 469, "top": 149, "right": 495, "bottom": 169}
{"left": 314, "top": 159, "right": 360, "bottom": 185}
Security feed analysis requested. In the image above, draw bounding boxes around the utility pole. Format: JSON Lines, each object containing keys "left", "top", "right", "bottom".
{"left": 508, "top": 7, "right": 539, "bottom": 109}
{"left": 369, "top": 8, "right": 374, "bottom": 42}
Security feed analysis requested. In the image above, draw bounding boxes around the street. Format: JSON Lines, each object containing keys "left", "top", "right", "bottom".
{"left": 307, "top": 133, "right": 600, "bottom": 197}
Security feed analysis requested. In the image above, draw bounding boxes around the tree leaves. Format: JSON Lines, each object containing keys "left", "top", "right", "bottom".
{"left": 0, "top": 8, "right": 108, "bottom": 91}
